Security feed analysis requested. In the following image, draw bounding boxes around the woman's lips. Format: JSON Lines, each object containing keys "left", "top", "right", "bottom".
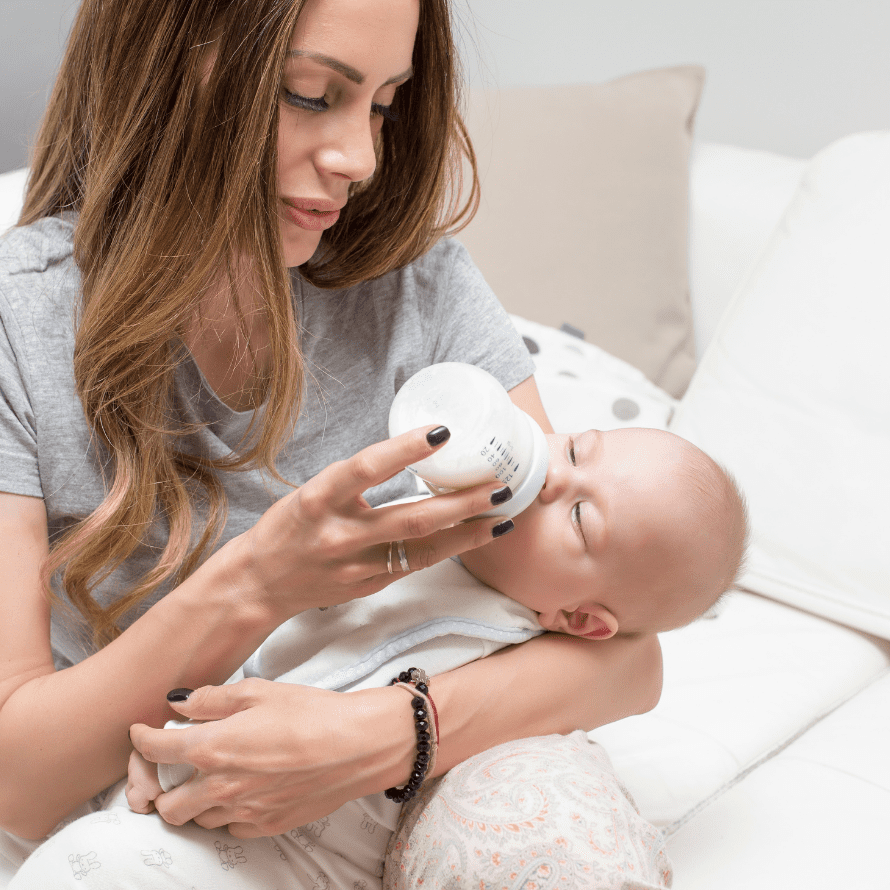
{"left": 281, "top": 198, "right": 342, "bottom": 232}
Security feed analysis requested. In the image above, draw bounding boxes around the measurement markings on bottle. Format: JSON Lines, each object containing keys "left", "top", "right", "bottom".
{"left": 480, "top": 438, "right": 519, "bottom": 483}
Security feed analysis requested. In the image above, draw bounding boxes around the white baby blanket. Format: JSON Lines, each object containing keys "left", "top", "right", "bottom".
{"left": 243, "top": 556, "right": 543, "bottom": 691}
{"left": 158, "top": 557, "right": 542, "bottom": 792}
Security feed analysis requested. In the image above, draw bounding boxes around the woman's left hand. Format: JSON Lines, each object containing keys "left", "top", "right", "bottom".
{"left": 128, "top": 677, "right": 414, "bottom": 837}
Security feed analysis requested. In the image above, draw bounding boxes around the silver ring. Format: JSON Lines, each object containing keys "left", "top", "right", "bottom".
{"left": 387, "top": 541, "right": 395, "bottom": 575}
{"left": 396, "top": 540, "right": 410, "bottom": 572}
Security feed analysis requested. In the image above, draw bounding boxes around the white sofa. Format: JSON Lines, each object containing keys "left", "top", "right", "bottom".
{"left": 2, "top": 125, "right": 888, "bottom": 888}
{"left": 505, "top": 132, "right": 890, "bottom": 889}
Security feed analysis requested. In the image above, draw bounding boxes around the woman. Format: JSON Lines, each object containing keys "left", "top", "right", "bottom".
{"left": 0, "top": 0, "right": 667, "bottom": 885}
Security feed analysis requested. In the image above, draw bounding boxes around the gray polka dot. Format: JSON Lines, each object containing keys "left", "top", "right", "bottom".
{"left": 522, "top": 336, "right": 539, "bottom": 354}
{"left": 558, "top": 370, "right": 580, "bottom": 378}
{"left": 612, "top": 397, "right": 640, "bottom": 421}
{"left": 559, "top": 322, "right": 585, "bottom": 340}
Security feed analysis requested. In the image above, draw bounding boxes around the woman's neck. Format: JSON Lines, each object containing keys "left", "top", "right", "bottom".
{"left": 183, "top": 272, "right": 271, "bottom": 412}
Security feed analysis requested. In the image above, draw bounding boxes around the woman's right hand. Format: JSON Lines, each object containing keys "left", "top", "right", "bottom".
{"left": 224, "top": 425, "right": 513, "bottom": 622}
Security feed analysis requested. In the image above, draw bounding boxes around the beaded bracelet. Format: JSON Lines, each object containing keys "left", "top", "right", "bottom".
{"left": 384, "top": 667, "right": 438, "bottom": 804}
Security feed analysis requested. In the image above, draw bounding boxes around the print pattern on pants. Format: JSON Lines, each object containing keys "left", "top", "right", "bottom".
{"left": 215, "top": 841, "right": 247, "bottom": 871}
{"left": 384, "top": 731, "right": 673, "bottom": 890}
{"left": 10, "top": 801, "right": 392, "bottom": 889}
{"left": 68, "top": 851, "right": 100, "bottom": 881}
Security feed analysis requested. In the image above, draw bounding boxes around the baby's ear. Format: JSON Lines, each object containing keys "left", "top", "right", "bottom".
{"left": 584, "top": 606, "right": 619, "bottom": 640}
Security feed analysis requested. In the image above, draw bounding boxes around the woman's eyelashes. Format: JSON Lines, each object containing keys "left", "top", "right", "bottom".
{"left": 372, "top": 102, "right": 399, "bottom": 122}
{"left": 282, "top": 89, "right": 399, "bottom": 122}
{"left": 283, "top": 89, "right": 328, "bottom": 113}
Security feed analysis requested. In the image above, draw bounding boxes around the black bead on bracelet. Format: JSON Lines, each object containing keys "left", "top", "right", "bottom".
{"left": 384, "top": 667, "right": 436, "bottom": 805}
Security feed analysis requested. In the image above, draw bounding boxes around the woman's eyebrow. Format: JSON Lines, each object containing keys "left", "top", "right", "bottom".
{"left": 287, "top": 50, "right": 413, "bottom": 86}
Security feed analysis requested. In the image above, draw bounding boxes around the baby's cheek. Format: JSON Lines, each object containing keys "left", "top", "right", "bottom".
{"left": 534, "top": 610, "right": 560, "bottom": 632}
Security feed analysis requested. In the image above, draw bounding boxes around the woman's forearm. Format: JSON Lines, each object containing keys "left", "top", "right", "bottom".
{"left": 0, "top": 537, "right": 277, "bottom": 840}
{"left": 429, "top": 631, "right": 663, "bottom": 775}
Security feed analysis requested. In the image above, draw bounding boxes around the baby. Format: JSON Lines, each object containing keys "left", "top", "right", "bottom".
{"left": 462, "top": 426, "right": 749, "bottom": 640}
{"left": 127, "top": 426, "right": 747, "bottom": 811}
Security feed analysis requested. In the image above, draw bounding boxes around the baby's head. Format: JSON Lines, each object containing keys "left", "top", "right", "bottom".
{"left": 461, "top": 428, "right": 748, "bottom": 639}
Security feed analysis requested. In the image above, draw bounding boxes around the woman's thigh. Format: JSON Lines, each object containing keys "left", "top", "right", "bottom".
{"left": 10, "top": 797, "right": 392, "bottom": 890}
{"left": 384, "top": 731, "right": 672, "bottom": 890}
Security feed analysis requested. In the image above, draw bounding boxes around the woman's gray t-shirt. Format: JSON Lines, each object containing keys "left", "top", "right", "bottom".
{"left": 0, "top": 216, "right": 534, "bottom": 668}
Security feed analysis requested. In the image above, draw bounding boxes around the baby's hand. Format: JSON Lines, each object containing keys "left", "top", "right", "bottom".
{"left": 126, "top": 748, "right": 164, "bottom": 814}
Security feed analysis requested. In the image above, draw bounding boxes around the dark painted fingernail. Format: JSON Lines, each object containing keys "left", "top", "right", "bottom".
{"left": 426, "top": 426, "right": 450, "bottom": 447}
{"left": 492, "top": 519, "right": 514, "bottom": 538}
{"left": 490, "top": 486, "right": 513, "bottom": 506}
{"left": 167, "top": 688, "right": 193, "bottom": 703}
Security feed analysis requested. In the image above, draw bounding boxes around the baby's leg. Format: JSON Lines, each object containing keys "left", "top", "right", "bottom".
{"left": 384, "top": 730, "right": 672, "bottom": 890}
{"left": 9, "top": 797, "right": 394, "bottom": 889}
{"left": 9, "top": 807, "right": 298, "bottom": 889}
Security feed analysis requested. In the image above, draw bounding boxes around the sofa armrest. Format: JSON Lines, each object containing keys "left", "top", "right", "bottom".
{"left": 688, "top": 143, "right": 806, "bottom": 359}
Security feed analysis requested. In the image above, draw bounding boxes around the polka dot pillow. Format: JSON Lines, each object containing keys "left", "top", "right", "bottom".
{"left": 510, "top": 315, "right": 676, "bottom": 434}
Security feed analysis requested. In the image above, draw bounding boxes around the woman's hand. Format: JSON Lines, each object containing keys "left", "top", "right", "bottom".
{"left": 129, "top": 678, "right": 415, "bottom": 837}
{"left": 226, "top": 425, "right": 513, "bottom": 622}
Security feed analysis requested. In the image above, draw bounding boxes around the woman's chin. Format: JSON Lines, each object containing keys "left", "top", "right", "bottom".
{"left": 281, "top": 232, "right": 323, "bottom": 268}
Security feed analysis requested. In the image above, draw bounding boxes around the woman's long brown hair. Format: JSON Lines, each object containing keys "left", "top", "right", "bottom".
{"left": 20, "top": 0, "right": 479, "bottom": 648}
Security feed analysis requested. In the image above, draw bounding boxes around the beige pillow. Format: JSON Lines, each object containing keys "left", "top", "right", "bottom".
{"left": 457, "top": 66, "right": 704, "bottom": 397}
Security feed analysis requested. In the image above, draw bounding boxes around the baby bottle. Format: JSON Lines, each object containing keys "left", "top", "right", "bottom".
{"left": 388, "top": 362, "right": 549, "bottom": 519}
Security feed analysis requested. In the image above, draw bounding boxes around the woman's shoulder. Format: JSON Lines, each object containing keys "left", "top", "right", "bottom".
{"left": 348, "top": 238, "right": 482, "bottom": 314}
{"left": 0, "top": 216, "right": 78, "bottom": 324}
{"left": 0, "top": 215, "right": 76, "bottom": 278}
{"left": 342, "top": 237, "right": 472, "bottom": 294}
{"left": 396, "top": 236, "right": 473, "bottom": 280}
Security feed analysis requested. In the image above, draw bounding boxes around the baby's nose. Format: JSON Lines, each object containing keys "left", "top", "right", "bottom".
{"left": 537, "top": 461, "right": 569, "bottom": 504}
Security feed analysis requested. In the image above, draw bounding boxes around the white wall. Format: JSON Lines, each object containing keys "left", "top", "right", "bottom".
{"left": 2, "top": 0, "right": 887, "bottom": 170}
{"left": 455, "top": 0, "right": 890, "bottom": 158}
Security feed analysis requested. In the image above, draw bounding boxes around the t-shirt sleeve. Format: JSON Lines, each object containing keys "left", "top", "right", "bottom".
{"left": 419, "top": 239, "right": 535, "bottom": 392}
{"left": 0, "top": 290, "right": 42, "bottom": 497}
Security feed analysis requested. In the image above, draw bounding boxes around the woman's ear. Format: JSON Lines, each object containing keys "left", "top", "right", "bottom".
{"left": 581, "top": 605, "right": 619, "bottom": 640}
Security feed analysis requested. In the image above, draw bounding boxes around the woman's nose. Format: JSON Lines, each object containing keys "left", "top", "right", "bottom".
{"left": 317, "top": 112, "right": 379, "bottom": 183}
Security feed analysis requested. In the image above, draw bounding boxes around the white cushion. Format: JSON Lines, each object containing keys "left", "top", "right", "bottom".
{"left": 688, "top": 143, "right": 805, "bottom": 359}
{"left": 670, "top": 132, "right": 890, "bottom": 638}
{"left": 666, "top": 671, "right": 890, "bottom": 890}
{"left": 0, "top": 168, "right": 27, "bottom": 234}
{"left": 591, "top": 591, "right": 890, "bottom": 827}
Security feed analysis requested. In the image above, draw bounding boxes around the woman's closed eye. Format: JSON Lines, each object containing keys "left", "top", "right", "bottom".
{"left": 283, "top": 89, "right": 329, "bottom": 113}
{"left": 282, "top": 89, "right": 399, "bottom": 122}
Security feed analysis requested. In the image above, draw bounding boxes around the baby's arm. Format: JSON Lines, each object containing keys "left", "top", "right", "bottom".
{"left": 126, "top": 749, "right": 164, "bottom": 814}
